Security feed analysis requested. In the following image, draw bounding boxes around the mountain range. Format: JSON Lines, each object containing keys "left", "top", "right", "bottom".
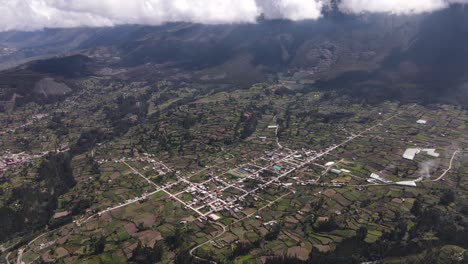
{"left": 0, "top": 4, "right": 467, "bottom": 107}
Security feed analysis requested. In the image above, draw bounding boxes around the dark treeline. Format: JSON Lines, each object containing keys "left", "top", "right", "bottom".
{"left": 104, "top": 93, "right": 150, "bottom": 136}
{"left": 0, "top": 152, "right": 75, "bottom": 242}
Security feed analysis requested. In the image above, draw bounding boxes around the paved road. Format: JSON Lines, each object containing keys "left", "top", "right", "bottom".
{"left": 81, "top": 158, "right": 231, "bottom": 225}
{"left": 80, "top": 188, "right": 162, "bottom": 225}
{"left": 123, "top": 161, "right": 205, "bottom": 217}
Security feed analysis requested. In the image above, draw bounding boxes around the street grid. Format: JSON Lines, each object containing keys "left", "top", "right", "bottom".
{"left": 5, "top": 104, "right": 466, "bottom": 264}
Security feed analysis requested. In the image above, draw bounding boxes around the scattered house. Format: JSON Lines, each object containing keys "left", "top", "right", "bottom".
{"left": 416, "top": 119, "right": 427, "bottom": 124}
{"left": 39, "top": 241, "right": 56, "bottom": 250}
{"left": 403, "top": 148, "right": 421, "bottom": 160}
{"left": 340, "top": 169, "right": 351, "bottom": 173}
{"left": 325, "top": 161, "right": 335, "bottom": 167}
{"left": 268, "top": 125, "right": 278, "bottom": 129}
{"left": 53, "top": 211, "right": 70, "bottom": 219}
{"left": 395, "top": 181, "right": 417, "bottom": 187}
{"left": 422, "top": 149, "right": 440, "bottom": 157}
{"left": 317, "top": 216, "right": 329, "bottom": 222}
{"left": 208, "top": 213, "right": 221, "bottom": 221}
{"left": 370, "top": 173, "right": 392, "bottom": 184}
{"left": 330, "top": 169, "right": 342, "bottom": 175}
{"left": 403, "top": 148, "right": 440, "bottom": 160}
{"left": 263, "top": 220, "right": 277, "bottom": 226}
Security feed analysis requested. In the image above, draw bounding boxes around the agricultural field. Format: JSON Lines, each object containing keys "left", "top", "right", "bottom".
{"left": 1, "top": 73, "right": 467, "bottom": 264}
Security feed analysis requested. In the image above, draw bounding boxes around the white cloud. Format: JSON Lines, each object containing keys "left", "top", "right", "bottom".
{"left": 0, "top": 0, "right": 328, "bottom": 31}
{"left": 339, "top": 0, "right": 467, "bottom": 15}
{"left": 0, "top": 0, "right": 465, "bottom": 31}
{"left": 257, "top": 0, "right": 328, "bottom": 20}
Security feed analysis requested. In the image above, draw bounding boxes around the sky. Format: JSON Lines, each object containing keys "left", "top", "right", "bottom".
{"left": 0, "top": 0, "right": 466, "bottom": 31}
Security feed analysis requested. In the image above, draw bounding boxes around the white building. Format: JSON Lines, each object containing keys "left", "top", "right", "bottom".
{"left": 403, "top": 148, "right": 420, "bottom": 160}
{"left": 416, "top": 119, "right": 427, "bottom": 124}
{"left": 396, "top": 181, "right": 417, "bottom": 187}
{"left": 403, "top": 148, "right": 440, "bottom": 160}
{"left": 208, "top": 213, "right": 221, "bottom": 221}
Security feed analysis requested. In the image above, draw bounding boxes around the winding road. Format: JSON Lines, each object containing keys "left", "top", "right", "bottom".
{"left": 427, "top": 150, "right": 464, "bottom": 182}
